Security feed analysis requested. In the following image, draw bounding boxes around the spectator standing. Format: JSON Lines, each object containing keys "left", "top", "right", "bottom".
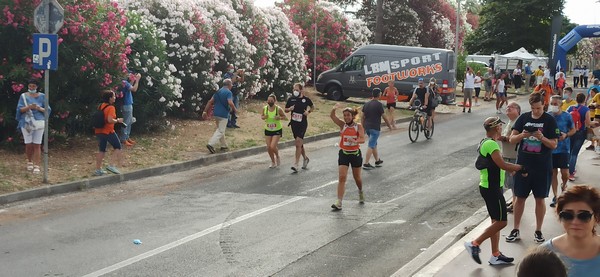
{"left": 330, "top": 104, "right": 365, "bottom": 210}
{"left": 223, "top": 65, "right": 244, "bottom": 129}
{"left": 464, "top": 117, "right": 522, "bottom": 265}
{"left": 555, "top": 72, "right": 567, "bottom": 97}
{"left": 474, "top": 71, "right": 482, "bottom": 106}
{"left": 362, "top": 88, "right": 393, "bottom": 170}
{"left": 580, "top": 66, "right": 587, "bottom": 88}
{"left": 382, "top": 80, "right": 398, "bottom": 129}
{"left": 566, "top": 93, "right": 592, "bottom": 181}
{"left": 573, "top": 66, "right": 580, "bottom": 88}
{"left": 561, "top": 87, "right": 577, "bottom": 112}
{"left": 262, "top": 94, "right": 286, "bottom": 168}
{"left": 285, "top": 83, "right": 314, "bottom": 173}
{"left": 548, "top": 95, "right": 576, "bottom": 208}
{"left": 15, "top": 79, "right": 51, "bottom": 174}
{"left": 483, "top": 68, "right": 494, "bottom": 101}
{"left": 544, "top": 66, "right": 551, "bottom": 81}
{"left": 202, "top": 79, "right": 237, "bottom": 154}
{"left": 534, "top": 66, "right": 545, "bottom": 87}
{"left": 93, "top": 90, "right": 124, "bottom": 176}
{"left": 506, "top": 92, "right": 559, "bottom": 244}
{"left": 499, "top": 102, "right": 521, "bottom": 213}
{"left": 524, "top": 63, "right": 533, "bottom": 91}
{"left": 119, "top": 71, "right": 141, "bottom": 147}
{"left": 534, "top": 77, "right": 553, "bottom": 111}
{"left": 463, "top": 67, "right": 475, "bottom": 113}
{"left": 513, "top": 64, "right": 523, "bottom": 93}
{"left": 493, "top": 72, "right": 509, "bottom": 114}
{"left": 587, "top": 79, "right": 600, "bottom": 103}
{"left": 542, "top": 185, "right": 600, "bottom": 277}
{"left": 428, "top": 77, "right": 440, "bottom": 122}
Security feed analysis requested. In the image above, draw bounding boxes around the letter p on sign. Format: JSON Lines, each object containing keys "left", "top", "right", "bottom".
{"left": 32, "top": 33, "right": 58, "bottom": 71}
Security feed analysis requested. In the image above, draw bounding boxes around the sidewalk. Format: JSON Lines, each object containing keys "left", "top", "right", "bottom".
{"left": 411, "top": 145, "right": 600, "bottom": 277}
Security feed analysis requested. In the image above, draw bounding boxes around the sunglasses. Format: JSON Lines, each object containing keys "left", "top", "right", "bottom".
{"left": 559, "top": 211, "right": 594, "bottom": 222}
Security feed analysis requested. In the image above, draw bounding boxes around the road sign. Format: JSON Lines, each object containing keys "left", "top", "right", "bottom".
{"left": 34, "top": 0, "right": 64, "bottom": 34}
{"left": 33, "top": 34, "right": 58, "bottom": 70}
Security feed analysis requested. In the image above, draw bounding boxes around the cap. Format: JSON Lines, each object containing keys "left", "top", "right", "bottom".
{"left": 418, "top": 78, "right": 424, "bottom": 82}
{"left": 372, "top": 87, "right": 381, "bottom": 97}
{"left": 483, "top": 117, "right": 505, "bottom": 129}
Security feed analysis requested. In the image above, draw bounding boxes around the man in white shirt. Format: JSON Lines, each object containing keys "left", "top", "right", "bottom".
{"left": 463, "top": 67, "right": 475, "bottom": 113}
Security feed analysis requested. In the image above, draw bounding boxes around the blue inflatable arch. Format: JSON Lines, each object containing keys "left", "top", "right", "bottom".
{"left": 555, "top": 25, "right": 600, "bottom": 73}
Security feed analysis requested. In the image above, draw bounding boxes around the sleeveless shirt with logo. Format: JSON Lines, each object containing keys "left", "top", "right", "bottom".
{"left": 340, "top": 123, "right": 360, "bottom": 152}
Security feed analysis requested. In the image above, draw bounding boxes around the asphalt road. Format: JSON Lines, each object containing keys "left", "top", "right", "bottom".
{"left": 0, "top": 98, "right": 528, "bottom": 277}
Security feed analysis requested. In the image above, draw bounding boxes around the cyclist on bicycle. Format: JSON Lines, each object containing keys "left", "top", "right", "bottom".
{"left": 408, "top": 78, "right": 432, "bottom": 129}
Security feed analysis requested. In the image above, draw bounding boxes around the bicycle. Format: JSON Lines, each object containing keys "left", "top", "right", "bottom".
{"left": 408, "top": 104, "right": 434, "bottom": 142}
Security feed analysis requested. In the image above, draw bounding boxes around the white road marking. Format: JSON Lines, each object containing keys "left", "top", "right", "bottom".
{"left": 305, "top": 180, "right": 337, "bottom": 193}
{"left": 384, "top": 191, "right": 414, "bottom": 204}
{"left": 366, "top": 219, "right": 407, "bottom": 225}
{"left": 82, "top": 196, "right": 306, "bottom": 277}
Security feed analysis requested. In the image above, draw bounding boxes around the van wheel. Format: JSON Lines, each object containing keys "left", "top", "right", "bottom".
{"left": 327, "top": 86, "right": 347, "bottom": 101}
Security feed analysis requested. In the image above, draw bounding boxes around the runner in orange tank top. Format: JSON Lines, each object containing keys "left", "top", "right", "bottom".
{"left": 330, "top": 103, "right": 366, "bottom": 210}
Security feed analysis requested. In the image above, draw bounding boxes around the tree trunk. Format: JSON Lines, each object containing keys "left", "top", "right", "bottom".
{"left": 374, "top": 0, "right": 384, "bottom": 43}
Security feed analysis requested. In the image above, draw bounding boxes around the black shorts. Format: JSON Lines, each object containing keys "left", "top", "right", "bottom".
{"left": 387, "top": 102, "right": 397, "bottom": 109}
{"left": 514, "top": 163, "right": 551, "bottom": 198}
{"left": 475, "top": 87, "right": 481, "bottom": 98}
{"left": 290, "top": 122, "right": 307, "bottom": 139}
{"left": 265, "top": 129, "right": 283, "bottom": 137}
{"left": 552, "top": 153, "right": 569, "bottom": 169}
{"left": 480, "top": 186, "right": 507, "bottom": 221}
{"left": 338, "top": 149, "right": 363, "bottom": 168}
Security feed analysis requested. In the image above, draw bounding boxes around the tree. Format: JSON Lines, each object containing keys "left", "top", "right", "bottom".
{"left": 357, "top": 0, "right": 421, "bottom": 46}
{"left": 464, "top": 0, "right": 565, "bottom": 54}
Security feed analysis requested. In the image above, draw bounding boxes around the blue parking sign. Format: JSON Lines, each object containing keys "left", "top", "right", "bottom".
{"left": 32, "top": 33, "right": 58, "bottom": 70}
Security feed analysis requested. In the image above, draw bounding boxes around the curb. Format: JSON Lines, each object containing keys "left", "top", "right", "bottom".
{"left": 0, "top": 117, "right": 413, "bottom": 206}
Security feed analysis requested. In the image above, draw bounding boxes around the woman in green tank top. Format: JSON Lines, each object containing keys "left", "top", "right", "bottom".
{"left": 262, "top": 94, "right": 287, "bottom": 168}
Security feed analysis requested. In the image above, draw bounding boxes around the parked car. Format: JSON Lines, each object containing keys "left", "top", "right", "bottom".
{"left": 316, "top": 44, "right": 456, "bottom": 103}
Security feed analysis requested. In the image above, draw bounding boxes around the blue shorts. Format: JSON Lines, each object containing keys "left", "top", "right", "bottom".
{"left": 365, "top": 129, "right": 380, "bottom": 149}
{"left": 497, "top": 92, "right": 507, "bottom": 97}
{"left": 97, "top": 132, "right": 122, "bottom": 152}
{"left": 514, "top": 163, "right": 551, "bottom": 198}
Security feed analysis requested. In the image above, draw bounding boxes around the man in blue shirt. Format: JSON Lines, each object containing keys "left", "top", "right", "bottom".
{"left": 202, "top": 79, "right": 237, "bottom": 154}
{"left": 223, "top": 65, "right": 244, "bottom": 128}
{"left": 548, "top": 95, "right": 576, "bottom": 207}
{"left": 119, "top": 71, "right": 141, "bottom": 146}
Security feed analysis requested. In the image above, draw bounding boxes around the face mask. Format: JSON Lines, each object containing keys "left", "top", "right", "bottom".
{"left": 228, "top": 69, "right": 234, "bottom": 73}
{"left": 293, "top": 90, "right": 300, "bottom": 97}
{"left": 268, "top": 102, "right": 274, "bottom": 107}
{"left": 548, "top": 105, "right": 559, "bottom": 113}
{"left": 564, "top": 93, "right": 571, "bottom": 100}
{"left": 28, "top": 89, "right": 37, "bottom": 93}
{"left": 430, "top": 82, "right": 435, "bottom": 86}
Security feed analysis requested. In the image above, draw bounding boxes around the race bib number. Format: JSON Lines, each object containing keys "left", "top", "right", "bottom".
{"left": 342, "top": 135, "right": 358, "bottom": 146}
{"left": 266, "top": 123, "right": 277, "bottom": 130}
{"left": 292, "top": 112, "right": 303, "bottom": 122}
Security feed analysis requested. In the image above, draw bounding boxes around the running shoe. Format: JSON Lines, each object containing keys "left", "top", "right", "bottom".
{"left": 359, "top": 191, "right": 365, "bottom": 204}
{"left": 331, "top": 200, "right": 342, "bottom": 210}
{"left": 568, "top": 174, "right": 575, "bottom": 181}
{"left": 363, "top": 163, "right": 375, "bottom": 170}
{"left": 32, "top": 166, "right": 41, "bottom": 174}
{"left": 375, "top": 159, "right": 383, "bottom": 167}
{"left": 488, "top": 253, "right": 514, "bottom": 265}
{"left": 291, "top": 165, "right": 298, "bottom": 173}
{"left": 106, "top": 166, "right": 121, "bottom": 174}
{"left": 534, "top": 231, "right": 545, "bottom": 243}
{"left": 302, "top": 157, "right": 310, "bottom": 169}
{"left": 93, "top": 169, "right": 107, "bottom": 176}
{"left": 463, "top": 241, "right": 481, "bottom": 264}
{"left": 505, "top": 229, "right": 520, "bottom": 242}
{"left": 586, "top": 145, "right": 595, "bottom": 150}
{"left": 550, "top": 197, "right": 557, "bottom": 208}
{"left": 206, "top": 144, "right": 216, "bottom": 154}
{"left": 26, "top": 162, "right": 34, "bottom": 171}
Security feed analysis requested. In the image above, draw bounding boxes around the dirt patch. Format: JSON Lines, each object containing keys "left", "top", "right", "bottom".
{"left": 0, "top": 88, "right": 412, "bottom": 194}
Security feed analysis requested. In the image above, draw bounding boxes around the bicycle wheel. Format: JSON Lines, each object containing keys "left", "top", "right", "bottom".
{"left": 409, "top": 119, "right": 419, "bottom": 142}
{"left": 424, "top": 119, "right": 435, "bottom": 139}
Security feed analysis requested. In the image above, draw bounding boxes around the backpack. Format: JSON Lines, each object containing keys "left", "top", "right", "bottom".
{"left": 570, "top": 106, "right": 582, "bottom": 130}
{"left": 429, "top": 87, "right": 441, "bottom": 108}
{"left": 92, "top": 104, "right": 109, "bottom": 129}
{"left": 475, "top": 138, "right": 492, "bottom": 170}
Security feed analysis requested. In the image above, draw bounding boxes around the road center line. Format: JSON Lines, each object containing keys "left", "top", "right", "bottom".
{"left": 82, "top": 196, "right": 306, "bottom": 277}
{"left": 305, "top": 180, "right": 337, "bottom": 193}
{"left": 384, "top": 191, "right": 415, "bottom": 204}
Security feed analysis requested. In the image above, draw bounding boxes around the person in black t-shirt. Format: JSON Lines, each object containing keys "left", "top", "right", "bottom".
{"left": 408, "top": 78, "right": 432, "bottom": 128}
{"left": 285, "top": 83, "right": 314, "bottom": 173}
{"left": 506, "top": 92, "right": 559, "bottom": 244}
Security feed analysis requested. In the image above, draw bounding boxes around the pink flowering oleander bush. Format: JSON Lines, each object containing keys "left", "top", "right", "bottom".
{"left": 0, "top": 0, "right": 131, "bottom": 142}
{"left": 279, "top": 0, "right": 353, "bottom": 78}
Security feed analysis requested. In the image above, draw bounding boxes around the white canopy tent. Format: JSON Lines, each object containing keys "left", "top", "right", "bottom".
{"left": 499, "top": 47, "right": 538, "bottom": 60}
{"left": 495, "top": 47, "right": 547, "bottom": 72}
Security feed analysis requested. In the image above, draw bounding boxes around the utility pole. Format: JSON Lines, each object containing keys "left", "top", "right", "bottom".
{"left": 454, "top": 0, "right": 461, "bottom": 84}
{"left": 374, "top": 0, "right": 384, "bottom": 43}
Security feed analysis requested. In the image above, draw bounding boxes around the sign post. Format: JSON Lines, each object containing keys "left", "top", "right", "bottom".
{"left": 33, "top": 0, "right": 63, "bottom": 183}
